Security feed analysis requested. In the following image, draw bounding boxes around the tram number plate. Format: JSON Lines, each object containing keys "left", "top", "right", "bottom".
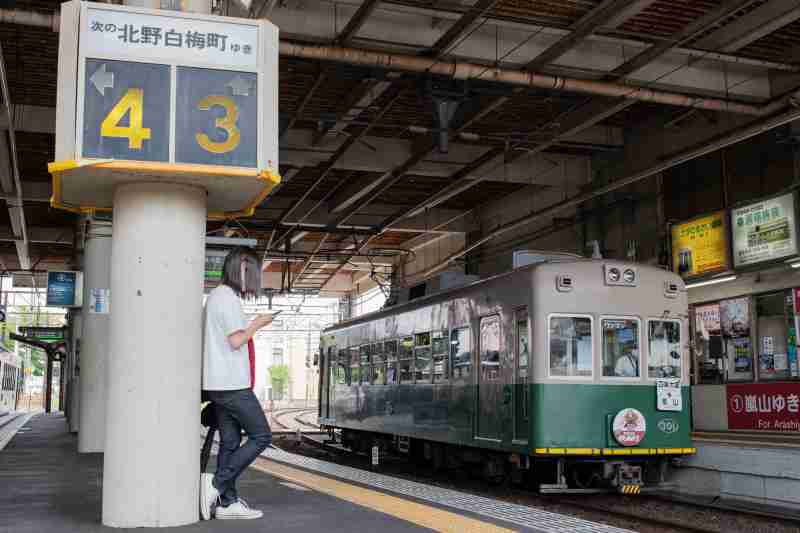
{"left": 82, "top": 59, "right": 258, "bottom": 167}
{"left": 656, "top": 378, "right": 682, "bottom": 411}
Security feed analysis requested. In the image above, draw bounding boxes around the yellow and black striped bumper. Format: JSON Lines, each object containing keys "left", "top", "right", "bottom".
{"left": 533, "top": 447, "right": 696, "bottom": 456}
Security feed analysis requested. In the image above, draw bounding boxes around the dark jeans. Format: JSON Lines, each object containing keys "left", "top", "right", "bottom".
{"left": 205, "top": 389, "right": 272, "bottom": 506}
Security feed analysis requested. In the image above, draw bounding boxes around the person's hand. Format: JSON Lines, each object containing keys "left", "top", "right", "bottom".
{"left": 254, "top": 314, "right": 276, "bottom": 329}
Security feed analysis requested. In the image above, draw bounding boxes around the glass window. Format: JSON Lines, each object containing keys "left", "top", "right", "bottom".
{"left": 480, "top": 316, "right": 501, "bottom": 381}
{"left": 602, "top": 318, "right": 640, "bottom": 378}
{"left": 432, "top": 331, "right": 447, "bottom": 383}
{"left": 549, "top": 316, "right": 593, "bottom": 378}
{"left": 450, "top": 327, "right": 472, "bottom": 379}
{"left": 384, "top": 340, "right": 398, "bottom": 361}
{"left": 414, "top": 332, "right": 432, "bottom": 383}
{"left": 756, "top": 292, "right": 791, "bottom": 381}
{"left": 648, "top": 320, "right": 682, "bottom": 379}
{"left": 336, "top": 350, "right": 348, "bottom": 385}
{"left": 372, "top": 362, "right": 387, "bottom": 385}
{"left": 350, "top": 347, "right": 360, "bottom": 385}
{"left": 360, "top": 344, "right": 371, "bottom": 365}
{"left": 399, "top": 337, "right": 413, "bottom": 383}
{"left": 371, "top": 343, "right": 384, "bottom": 362}
{"left": 387, "top": 362, "right": 398, "bottom": 384}
{"left": 272, "top": 347, "right": 284, "bottom": 366}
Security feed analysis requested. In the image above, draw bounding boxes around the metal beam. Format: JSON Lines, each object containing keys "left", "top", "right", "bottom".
{"left": 718, "top": 5, "right": 800, "bottom": 52}
{"left": 281, "top": 69, "right": 327, "bottom": 140}
{"left": 601, "top": 0, "right": 658, "bottom": 29}
{"left": 525, "top": 0, "right": 635, "bottom": 72}
{"left": 336, "top": 0, "right": 380, "bottom": 46}
{"left": 692, "top": 0, "right": 800, "bottom": 52}
{"left": 608, "top": 0, "right": 761, "bottom": 78}
{"left": 311, "top": 80, "right": 392, "bottom": 147}
{"left": 427, "top": 0, "right": 499, "bottom": 58}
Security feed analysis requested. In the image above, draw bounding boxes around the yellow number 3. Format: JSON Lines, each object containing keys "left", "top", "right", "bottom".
{"left": 196, "top": 96, "right": 241, "bottom": 154}
{"left": 100, "top": 88, "right": 152, "bottom": 150}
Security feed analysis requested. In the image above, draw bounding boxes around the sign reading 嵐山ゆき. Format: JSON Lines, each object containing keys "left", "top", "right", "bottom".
{"left": 728, "top": 383, "right": 800, "bottom": 431}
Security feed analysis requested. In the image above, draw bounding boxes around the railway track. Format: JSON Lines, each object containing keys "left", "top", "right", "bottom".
{"left": 269, "top": 407, "right": 319, "bottom": 432}
{"left": 290, "top": 434, "right": 800, "bottom": 533}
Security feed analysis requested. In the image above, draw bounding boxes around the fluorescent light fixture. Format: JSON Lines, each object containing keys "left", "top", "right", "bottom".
{"left": 685, "top": 275, "right": 737, "bottom": 289}
{"left": 791, "top": 261, "right": 800, "bottom": 269}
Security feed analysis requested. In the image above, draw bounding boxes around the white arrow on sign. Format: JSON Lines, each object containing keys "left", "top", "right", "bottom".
{"left": 90, "top": 64, "right": 114, "bottom": 96}
{"left": 227, "top": 76, "right": 252, "bottom": 97}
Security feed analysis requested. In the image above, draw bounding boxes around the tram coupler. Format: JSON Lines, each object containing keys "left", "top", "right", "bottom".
{"left": 614, "top": 464, "right": 643, "bottom": 495}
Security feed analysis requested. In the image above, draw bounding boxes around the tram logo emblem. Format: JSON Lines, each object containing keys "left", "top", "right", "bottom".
{"left": 658, "top": 418, "right": 679, "bottom": 434}
{"left": 612, "top": 408, "right": 646, "bottom": 446}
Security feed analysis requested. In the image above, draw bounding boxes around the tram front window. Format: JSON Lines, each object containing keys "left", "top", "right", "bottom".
{"left": 549, "top": 316, "right": 592, "bottom": 378}
{"left": 602, "top": 318, "right": 640, "bottom": 378}
{"left": 648, "top": 320, "right": 681, "bottom": 378}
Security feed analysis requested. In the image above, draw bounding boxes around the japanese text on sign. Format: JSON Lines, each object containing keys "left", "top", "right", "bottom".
{"left": 84, "top": 7, "right": 258, "bottom": 69}
{"left": 656, "top": 378, "right": 682, "bottom": 412}
{"left": 732, "top": 192, "right": 798, "bottom": 268}
{"left": 728, "top": 383, "right": 800, "bottom": 431}
{"left": 670, "top": 211, "right": 729, "bottom": 279}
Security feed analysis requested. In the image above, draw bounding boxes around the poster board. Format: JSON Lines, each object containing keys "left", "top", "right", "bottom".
{"left": 731, "top": 192, "right": 798, "bottom": 268}
{"left": 670, "top": 211, "right": 729, "bottom": 279}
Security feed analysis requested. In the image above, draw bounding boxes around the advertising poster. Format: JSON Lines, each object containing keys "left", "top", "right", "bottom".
{"left": 46, "top": 271, "right": 77, "bottom": 307}
{"left": 728, "top": 383, "right": 800, "bottom": 431}
{"left": 695, "top": 303, "right": 721, "bottom": 337}
{"left": 720, "top": 298, "right": 753, "bottom": 379}
{"left": 732, "top": 192, "right": 798, "bottom": 268}
{"left": 671, "top": 211, "right": 729, "bottom": 279}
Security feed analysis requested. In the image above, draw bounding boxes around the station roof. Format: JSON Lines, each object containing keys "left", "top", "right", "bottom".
{"left": 0, "top": 0, "right": 798, "bottom": 291}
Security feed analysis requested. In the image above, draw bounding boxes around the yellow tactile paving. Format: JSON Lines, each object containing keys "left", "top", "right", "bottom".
{"left": 254, "top": 458, "right": 518, "bottom": 533}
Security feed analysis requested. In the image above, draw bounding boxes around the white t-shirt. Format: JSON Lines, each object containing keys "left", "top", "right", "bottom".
{"left": 202, "top": 285, "right": 250, "bottom": 391}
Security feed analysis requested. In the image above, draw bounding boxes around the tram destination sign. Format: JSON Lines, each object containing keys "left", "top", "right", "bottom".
{"left": 52, "top": 1, "right": 280, "bottom": 216}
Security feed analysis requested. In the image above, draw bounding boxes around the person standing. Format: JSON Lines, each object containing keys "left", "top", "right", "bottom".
{"left": 200, "top": 247, "right": 275, "bottom": 520}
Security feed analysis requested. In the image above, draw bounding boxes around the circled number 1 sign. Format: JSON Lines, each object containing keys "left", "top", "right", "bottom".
{"left": 82, "top": 59, "right": 258, "bottom": 167}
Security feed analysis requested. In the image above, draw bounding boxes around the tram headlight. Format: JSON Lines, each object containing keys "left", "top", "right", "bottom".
{"left": 623, "top": 269, "right": 636, "bottom": 284}
{"left": 607, "top": 267, "right": 621, "bottom": 283}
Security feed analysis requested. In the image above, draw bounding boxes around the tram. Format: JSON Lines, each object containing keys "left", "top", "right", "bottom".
{"left": 318, "top": 259, "right": 695, "bottom": 492}
{"left": 0, "top": 347, "right": 22, "bottom": 414}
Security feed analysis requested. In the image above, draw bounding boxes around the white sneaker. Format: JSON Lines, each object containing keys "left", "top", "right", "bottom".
{"left": 199, "top": 473, "right": 219, "bottom": 521}
{"left": 214, "top": 499, "right": 263, "bottom": 520}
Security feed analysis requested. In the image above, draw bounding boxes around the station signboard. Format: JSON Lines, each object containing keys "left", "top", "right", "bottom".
{"left": 670, "top": 211, "right": 729, "bottom": 279}
{"left": 46, "top": 271, "right": 83, "bottom": 308}
{"left": 727, "top": 383, "right": 800, "bottom": 431}
{"left": 51, "top": 1, "right": 280, "bottom": 218}
{"left": 731, "top": 192, "right": 798, "bottom": 268}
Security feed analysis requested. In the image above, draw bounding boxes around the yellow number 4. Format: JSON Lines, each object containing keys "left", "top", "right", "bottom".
{"left": 100, "top": 88, "right": 152, "bottom": 150}
{"left": 196, "top": 96, "right": 241, "bottom": 155}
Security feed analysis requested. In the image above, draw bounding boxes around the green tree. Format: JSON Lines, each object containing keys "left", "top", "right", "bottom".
{"left": 268, "top": 364, "right": 290, "bottom": 400}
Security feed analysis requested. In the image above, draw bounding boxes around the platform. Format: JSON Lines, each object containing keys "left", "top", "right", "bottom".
{"left": 670, "top": 431, "right": 800, "bottom": 513}
{"left": 0, "top": 413, "right": 633, "bottom": 533}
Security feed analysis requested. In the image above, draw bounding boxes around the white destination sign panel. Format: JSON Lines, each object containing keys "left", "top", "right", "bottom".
{"left": 83, "top": 7, "right": 259, "bottom": 70}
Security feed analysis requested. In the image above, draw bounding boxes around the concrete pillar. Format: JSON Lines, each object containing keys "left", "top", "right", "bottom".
{"left": 102, "top": 182, "right": 206, "bottom": 528}
{"left": 78, "top": 222, "right": 111, "bottom": 451}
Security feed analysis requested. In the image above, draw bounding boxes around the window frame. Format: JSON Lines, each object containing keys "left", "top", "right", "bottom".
{"left": 599, "top": 315, "right": 643, "bottom": 381}
{"left": 449, "top": 325, "right": 473, "bottom": 381}
{"left": 398, "top": 336, "right": 414, "bottom": 384}
{"left": 479, "top": 315, "right": 502, "bottom": 382}
{"left": 646, "top": 318, "right": 683, "bottom": 382}
{"left": 432, "top": 330, "right": 448, "bottom": 384}
{"left": 547, "top": 313, "right": 595, "bottom": 380}
{"left": 413, "top": 331, "right": 433, "bottom": 384}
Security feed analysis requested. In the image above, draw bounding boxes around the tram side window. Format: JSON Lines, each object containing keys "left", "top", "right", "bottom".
{"left": 432, "top": 331, "right": 447, "bottom": 383}
{"left": 414, "top": 332, "right": 432, "bottom": 383}
{"left": 602, "top": 318, "right": 640, "bottom": 378}
{"left": 360, "top": 345, "right": 372, "bottom": 385}
{"left": 450, "top": 327, "right": 472, "bottom": 379}
{"left": 385, "top": 340, "right": 399, "bottom": 384}
{"left": 350, "top": 347, "right": 361, "bottom": 385}
{"left": 398, "top": 336, "right": 413, "bottom": 383}
{"left": 549, "top": 316, "right": 593, "bottom": 378}
{"left": 372, "top": 343, "right": 386, "bottom": 385}
{"left": 648, "top": 320, "right": 682, "bottom": 379}
{"left": 336, "top": 350, "right": 348, "bottom": 385}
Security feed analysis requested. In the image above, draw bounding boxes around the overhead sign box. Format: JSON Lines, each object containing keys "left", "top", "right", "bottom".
{"left": 50, "top": 1, "right": 280, "bottom": 219}
{"left": 46, "top": 271, "right": 84, "bottom": 307}
{"left": 670, "top": 211, "right": 730, "bottom": 279}
{"left": 731, "top": 192, "right": 798, "bottom": 268}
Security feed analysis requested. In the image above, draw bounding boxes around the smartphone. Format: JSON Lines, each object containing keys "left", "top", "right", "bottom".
{"left": 269, "top": 310, "right": 283, "bottom": 317}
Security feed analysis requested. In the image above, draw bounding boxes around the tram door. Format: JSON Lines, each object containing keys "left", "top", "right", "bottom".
{"left": 325, "top": 346, "right": 335, "bottom": 420}
{"left": 476, "top": 315, "right": 504, "bottom": 441}
{"left": 513, "top": 309, "right": 530, "bottom": 443}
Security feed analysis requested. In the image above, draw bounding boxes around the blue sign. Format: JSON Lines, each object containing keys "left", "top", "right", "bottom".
{"left": 47, "top": 271, "right": 78, "bottom": 307}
